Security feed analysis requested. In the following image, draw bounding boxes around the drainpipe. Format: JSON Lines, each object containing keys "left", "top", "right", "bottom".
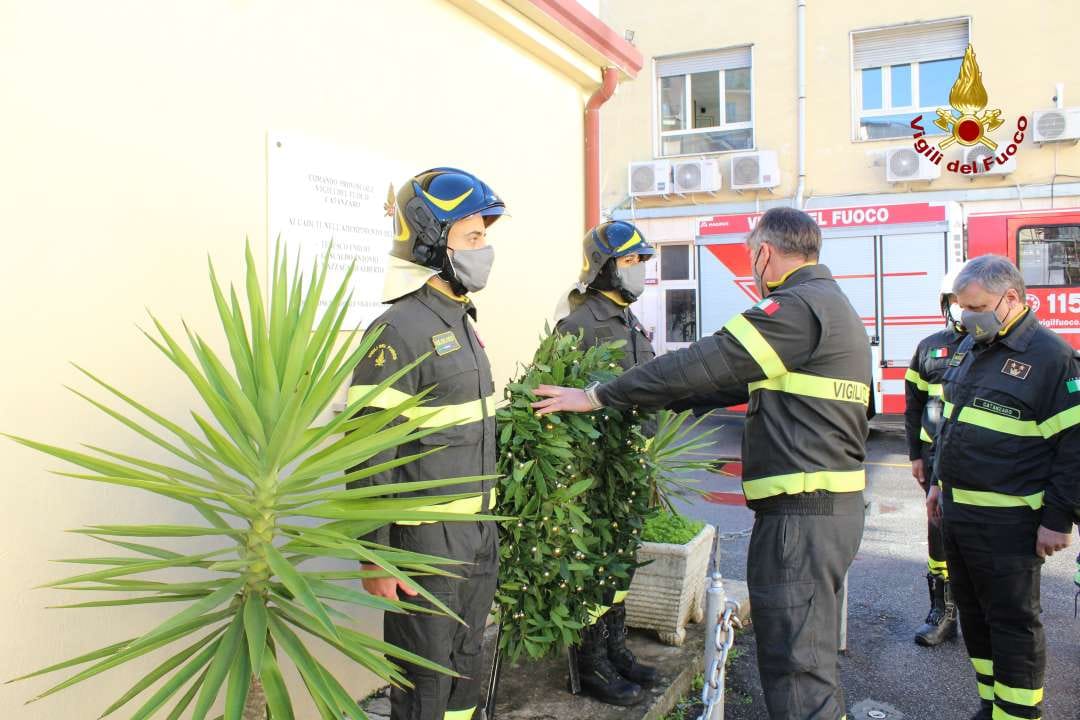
{"left": 586, "top": 67, "right": 619, "bottom": 230}
{"left": 795, "top": 0, "right": 807, "bottom": 209}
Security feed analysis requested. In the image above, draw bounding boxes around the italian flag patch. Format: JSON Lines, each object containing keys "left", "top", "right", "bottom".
{"left": 930, "top": 347, "right": 949, "bottom": 359}
{"left": 756, "top": 298, "right": 781, "bottom": 316}
{"left": 1067, "top": 378, "right": 1080, "bottom": 394}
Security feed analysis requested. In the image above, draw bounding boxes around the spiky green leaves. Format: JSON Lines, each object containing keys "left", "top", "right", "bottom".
{"left": 8, "top": 242, "right": 490, "bottom": 717}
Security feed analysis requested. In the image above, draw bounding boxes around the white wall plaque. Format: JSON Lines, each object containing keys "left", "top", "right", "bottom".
{"left": 268, "top": 132, "right": 405, "bottom": 329}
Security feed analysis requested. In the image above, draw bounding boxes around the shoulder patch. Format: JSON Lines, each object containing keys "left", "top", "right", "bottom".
{"left": 367, "top": 343, "right": 399, "bottom": 368}
{"left": 929, "top": 347, "right": 949, "bottom": 359}
{"left": 432, "top": 331, "right": 461, "bottom": 356}
{"left": 1001, "top": 358, "right": 1031, "bottom": 380}
{"left": 755, "top": 298, "right": 781, "bottom": 316}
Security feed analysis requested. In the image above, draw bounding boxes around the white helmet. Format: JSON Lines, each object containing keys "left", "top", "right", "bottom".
{"left": 940, "top": 261, "right": 968, "bottom": 300}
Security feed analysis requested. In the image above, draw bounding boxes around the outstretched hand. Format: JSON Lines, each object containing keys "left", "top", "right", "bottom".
{"left": 531, "top": 385, "right": 595, "bottom": 416}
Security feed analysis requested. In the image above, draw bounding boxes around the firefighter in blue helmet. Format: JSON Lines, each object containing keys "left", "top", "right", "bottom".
{"left": 554, "top": 220, "right": 656, "bottom": 706}
{"left": 349, "top": 168, "right": 505, "bottom": 720}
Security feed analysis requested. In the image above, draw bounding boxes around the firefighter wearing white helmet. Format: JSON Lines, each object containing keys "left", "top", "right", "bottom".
{"left": 903, "top": 261, "right": 968, "bottom": 646}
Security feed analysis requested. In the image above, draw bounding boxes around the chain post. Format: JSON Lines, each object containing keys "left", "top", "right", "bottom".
{"left": 697, "top": 600, "right": 741, "bottom": 720}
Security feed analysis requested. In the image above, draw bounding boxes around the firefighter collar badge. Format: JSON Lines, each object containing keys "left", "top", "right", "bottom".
{"left": 1065, "top": 377, "right": 1080, "bottom": 394}
{"left": 1001, "top": 358, "right": 1032, "bottom": 380}
{"left": 949, "top": 351, "right": 968, "bottom": 367}
{"left": 432, "top": 331, "right": 461, "bottom": 356}
{"left": 909, "top": 45, "right": 1028, "bottom": 176}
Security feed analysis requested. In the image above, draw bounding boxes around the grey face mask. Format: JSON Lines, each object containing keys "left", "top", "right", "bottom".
{"left": 616, "top": 262, "right": 647, "bottom": 301}
{"left": 449, "top": 246, "right": 495, "bottom": 293}
{"left": 961, "top": 294, "right": 1006, "bottom": 344}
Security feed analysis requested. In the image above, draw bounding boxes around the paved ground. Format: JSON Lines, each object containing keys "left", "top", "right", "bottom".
{"left": 679, "top": 414, "right": 1080, "bottom": 720}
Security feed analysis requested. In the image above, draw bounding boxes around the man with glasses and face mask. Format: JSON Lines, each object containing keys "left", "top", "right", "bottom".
{"left": 552, "top": 220, "right": 657, "bottom": 707}
{"left": 532, "top": 207, "right": 872, "bottom": 720}
{"left": 930, "top": 255, "right": 1080, "bottom": 720}
{"left": 347, "top": 168, "right": 505, "bottom": 720}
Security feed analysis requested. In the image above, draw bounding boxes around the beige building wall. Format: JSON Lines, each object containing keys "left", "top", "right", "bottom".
{"left": 0, "top": 1, "right": 600, "bottom": 717}
{"left": 600, "top": 0, "right": 1080, "bottom": 211}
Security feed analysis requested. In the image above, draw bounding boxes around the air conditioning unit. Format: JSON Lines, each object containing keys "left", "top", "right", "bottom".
{"left": 729, "top": 151, "right": 780, "bottom": 190}
{"left": 964, "top": 145, "right": 1016, "bottom": 176}
{"left": 629, "top": 160, "right": 672, "bottom": 197}
{"left": 1032, "top": 108, "right": 1080, "bottom": 143}
{"left": 885, "top": 147, "right": 941, "bottom": 182}
{"left": 672, "top": 159, "right": 722, "bottom": 194}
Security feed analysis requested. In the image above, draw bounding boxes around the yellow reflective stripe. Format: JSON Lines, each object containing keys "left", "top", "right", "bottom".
{"left": 613, "top": 590, "right": 630, "bottom": 605}
{"left": 952, "top": 488, "right": 1044, "bottom": 510}
{"left": 992, "top": 706, "right": 1036, "bottom": 720}
{"left": 905, "top": 368, "right": 929, "bottom": 391}
{"left": 1039, "top": 405, "right": 1080, "bottom": 438}
{"left": 742, "top": 469, "right": 866, "bottom": 501}
{"left": 724, "top": 314, "right": 787, "bottom": 378}
{"left": 444, "top": 708, "right": 476, "bottom": 720}
{"left": 920, "top": 427, "right": 933, "bottom": 443}
{"left": 587, "top": 603, "right": 609, "bottom": 625}
{"left": 957, "top": 406, "right": 1041, "bottom": 437}
{"left": 423, "top": 187, "right": 474, "bottom": 212}
{"left": 928, "top": 383, "right": 944, "bottom": 398}
{"left": 395, "top": 488, "right": 497, "bottom": 525}
{"left": 348, "top": 385, "right": 492, "bottom": 427}
{"left": 943, "top": 401, "right": 956, "bottom": 419}
{"left": 615, "top": 230, "right": 644, "bottom": 253}
{"left": 994, "top": 682, "right": 1044, "bottom": 707}
{"left": 978, "top": 682, "right": 995, "bottom": 701}
{"left": 749, "top": 372, "right": 870, "bottom": 406}
{"left": 971, "top": 658, "right": 993, "bottom": 675}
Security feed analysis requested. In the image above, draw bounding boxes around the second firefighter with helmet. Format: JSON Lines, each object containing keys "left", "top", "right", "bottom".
{"left": 554, "top": 220, "right": 658, "bottom": 706}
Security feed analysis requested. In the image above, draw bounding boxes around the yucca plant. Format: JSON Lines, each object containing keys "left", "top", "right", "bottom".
{"left": 6, "top": 244, "right": 498, "bottom": 719}
{"left": 645, "top": 409, "right": 720, "bottom": 513}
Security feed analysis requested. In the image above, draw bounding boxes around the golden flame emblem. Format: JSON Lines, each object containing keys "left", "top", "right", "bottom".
{"left": 933, "top": 45, "right": 1004, "bottom": 150}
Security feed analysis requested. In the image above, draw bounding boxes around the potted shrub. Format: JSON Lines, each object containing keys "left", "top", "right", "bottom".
{"left": 624, "top": 410, "right": 718, "bottom": 646}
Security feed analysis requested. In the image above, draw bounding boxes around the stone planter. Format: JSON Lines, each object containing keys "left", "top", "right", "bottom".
{"left": 624, "top": 524, "right": 715, "bottom": 646}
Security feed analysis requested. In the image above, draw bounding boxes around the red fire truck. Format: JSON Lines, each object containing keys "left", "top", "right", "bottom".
{"left": 695, "top": 202, "right": 1080, "bottom": 415}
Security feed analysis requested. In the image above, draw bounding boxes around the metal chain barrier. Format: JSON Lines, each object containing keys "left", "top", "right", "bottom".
{"left": 698, "top": 600, "right": 741, "bottom": 720}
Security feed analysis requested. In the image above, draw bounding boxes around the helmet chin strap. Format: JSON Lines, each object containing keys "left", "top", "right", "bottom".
{"left": 439, "top": 251, "right": 469, "bottom": 297}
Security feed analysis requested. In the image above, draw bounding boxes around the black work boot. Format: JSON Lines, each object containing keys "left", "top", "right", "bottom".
{"left": 604, "top": 604, "right": 658, "bottom": 686}
{"left": 915, "top": 573, "right": 958, "bottom": 646}
{"left": 970, "top": 699, "right": 993, "bottom": 720}
{"left": 573, "top": 621, "right": 644, "bottom": 706}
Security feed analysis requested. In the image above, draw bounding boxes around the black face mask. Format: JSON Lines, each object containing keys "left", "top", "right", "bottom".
{"left": 962, "top": 294, "right": 1009, "bottom": 344}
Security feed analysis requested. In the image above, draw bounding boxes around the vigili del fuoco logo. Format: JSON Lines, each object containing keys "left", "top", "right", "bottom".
{"left": 909, "top": 45, "right": 1028, "bottom": 175}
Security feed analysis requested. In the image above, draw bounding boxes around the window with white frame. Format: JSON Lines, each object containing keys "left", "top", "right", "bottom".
{"left": 852, "top": 18, "right": 969, "bottom": 140}
{"left": 656, "top": 46, "right": 753, "bottom": 157}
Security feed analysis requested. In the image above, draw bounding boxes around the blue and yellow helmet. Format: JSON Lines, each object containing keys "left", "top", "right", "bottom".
{"left": 390, "top": 167, "right": 505, "bottom": 268}
{"left": 579, "top": 220, "right": 654, "bottom": 287}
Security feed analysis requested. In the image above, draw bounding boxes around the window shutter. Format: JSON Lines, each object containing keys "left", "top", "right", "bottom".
{"left": 852, "top": 18, "right": 969, "bottom": 69}
{"left": 656, "top": 46, "right": 752, "bottom": 77}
